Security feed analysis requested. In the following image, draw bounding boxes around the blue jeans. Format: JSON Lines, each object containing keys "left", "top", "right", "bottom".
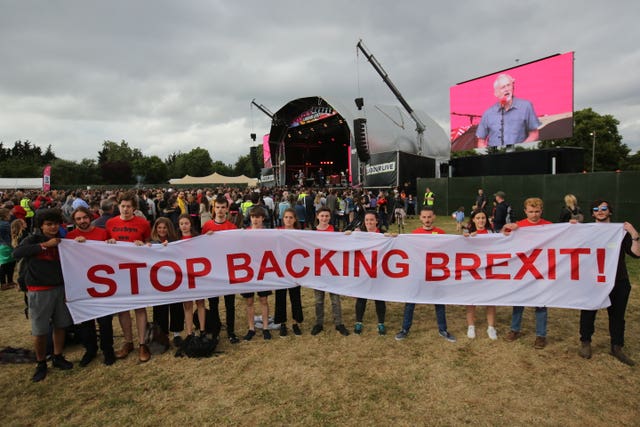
{"left": 511, "top": 306, "right": 547, "bottom": 337}
{"left": 401, "top": 303, "right": 447, "bottom": 332}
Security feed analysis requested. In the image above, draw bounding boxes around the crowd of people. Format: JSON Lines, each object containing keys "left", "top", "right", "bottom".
{"left": 1, "top": 185, "right": 638, "bottom": 383}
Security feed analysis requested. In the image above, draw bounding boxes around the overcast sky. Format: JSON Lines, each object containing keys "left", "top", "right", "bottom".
{"left": 1, "top": 1, "right": 639, "bottom": 166}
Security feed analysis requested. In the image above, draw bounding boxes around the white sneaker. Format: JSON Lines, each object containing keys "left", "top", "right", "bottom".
{"left": 487, "top": 326, "right": 498, "bottom": 340}
{"left": 467, "top": 325, "right": 476, "bottom": 339}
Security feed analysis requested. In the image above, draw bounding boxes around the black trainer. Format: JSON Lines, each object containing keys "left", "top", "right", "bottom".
{"left": 52, "top": 354, "right": 73, "bottom": 370}
{"left": 292, "top": 324, "right": 302, "bottom": 336}
{"left": 335, "top": 324, "right": 350, "bottom": 336}
{"left": 103, "top": 350, "right": 116, "bottom": 366}
{"left": 228, "top": 333, "right": 240, "bottom": 344}
{"left": 243, "top": 330, "right": 256, "bottom": 341}
{"left": 311, "top": 324, "right": 323, "bottom": 336}
{"left": 79, "top": 351, "right": 96, "bottom": 367}
{"left": 263, "top": 329, "right": 272, "bottom": 340}
{"left": 32, "top": 361, "right": 47, "bottom": 382}
{"left": 279, "top": 324, "right": 288, "bottom": 338}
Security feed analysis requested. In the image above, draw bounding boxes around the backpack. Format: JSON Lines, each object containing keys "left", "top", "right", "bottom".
{"left": 144, "top": 322, "right": 170, "bottom": 355}
{"left": 175, "top": 334, "right": 219, "bottom": 358}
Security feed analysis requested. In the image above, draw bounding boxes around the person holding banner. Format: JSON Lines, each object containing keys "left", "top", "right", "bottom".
{"left": 353, "top": 211, "right": 387, "bottom": 335}
{"left": 66, "top": 207, "right": 115, "bottom": 367}
{"left": 274, "top": 208, "right": 304, "bottom": 337}
{"left": 177, "top": 214, "right": 207, "bottom": 340}
{"left": 395, "top": 206, "right": 456, "bottom": 342}
{"left": 14, "top": 208, "right": 73, "bottom": 382}
{"left": 202, "top": 195, "right": 240, "bottom": 344}
{"left": 502, "top": 197, "right": 552, "bottom": 349}
{"left": 311, "top": 207, "right": 350, "bottom": 336}
{"left": 463, "top": 210, "right": 498, "bottom": 340}
{"left": 149, "top": 217, "right": 185, "bottom": 347}
{"left": 241, "top": 206, "right": 273, "bottom": 341}
{"left": 579, "top": 200, "right": 640, "bottom": 365}
{"left": 106, "top": 192, "right": 152, "bottom": 362}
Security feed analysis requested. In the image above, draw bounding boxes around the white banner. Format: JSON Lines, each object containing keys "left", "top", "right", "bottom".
{"left": 59, "top": 223, "right": 625, "bottom": 323}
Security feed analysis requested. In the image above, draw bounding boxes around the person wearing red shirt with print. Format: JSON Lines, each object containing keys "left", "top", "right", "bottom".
{"left": 395, "top": 206, "right": 456, "bottom": 342}
{"left": 105, "top": 192, "right": 152, "bottom": 362}
{"left": 502, "top": 197, "right": 552, "bottom": 349}
{"left": 310, "top": 207, "right": 349, "bottom": 336}
{"left": 202, "top": 195, "right": 240, "bottom": 344}
{"left": 66, "top": 207, "right": 114, "bottom": 367}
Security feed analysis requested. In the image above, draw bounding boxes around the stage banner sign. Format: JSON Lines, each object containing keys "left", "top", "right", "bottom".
{"left": 60, "top": 223, "right": 624, "bottom": 323}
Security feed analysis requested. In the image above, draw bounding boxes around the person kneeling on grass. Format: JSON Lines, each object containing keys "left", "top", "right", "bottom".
{"left": 14, "top": 209, "right": 73, "bottom": 382}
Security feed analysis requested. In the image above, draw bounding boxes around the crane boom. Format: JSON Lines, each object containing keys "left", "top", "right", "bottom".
{"left": 356, "top": 39, "right": 425, "bottom": 155}
{"left": 251, "top": 98, "right": 274, "bottom": 119}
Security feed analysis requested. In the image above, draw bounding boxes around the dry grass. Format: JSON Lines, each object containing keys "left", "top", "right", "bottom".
{"left": 0, "top": 216, "right": 638, "bottom": 426}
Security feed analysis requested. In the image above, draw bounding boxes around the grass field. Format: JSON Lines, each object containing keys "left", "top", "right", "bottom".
{"left": 0, "top": 216, "right": 638, "bottom": 426}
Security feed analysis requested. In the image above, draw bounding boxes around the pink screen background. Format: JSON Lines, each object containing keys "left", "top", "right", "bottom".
{"left": 449, "top": 52, "right": 573, "bottom": 142}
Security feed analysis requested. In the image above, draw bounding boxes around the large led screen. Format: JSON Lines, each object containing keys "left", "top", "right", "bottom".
{"left": 450, "top": 52, "right": 573, "bottom": 151}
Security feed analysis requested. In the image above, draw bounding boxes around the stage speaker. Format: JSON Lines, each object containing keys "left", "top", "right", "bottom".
{"left": 250, "top": 146, "right": 260, "bottom": 175}
{"left": 353, "top": 118, "right": 370, "bottom": 163}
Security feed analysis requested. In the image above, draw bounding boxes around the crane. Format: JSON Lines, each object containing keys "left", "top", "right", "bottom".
{"left": 251, "top": 98, "right": 274, "bottom": 119}
{"left": 356, "top": 39, "right": 426, "bottom": 156}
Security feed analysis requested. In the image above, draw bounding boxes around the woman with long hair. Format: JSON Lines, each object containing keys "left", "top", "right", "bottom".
{"left": 178, "top": 214, "right": 208, "bottom": 339}
{"left": 149, "top": 217, "right": 185, "bottom": 346}
{"left": 273, "top": 208, "right": 304, "bottom": 336}
{"left": 464, "top": 210, "right": 498, "bottom": 340}
{"left": 353, "top": 211, "right": 387, "bottom": 335}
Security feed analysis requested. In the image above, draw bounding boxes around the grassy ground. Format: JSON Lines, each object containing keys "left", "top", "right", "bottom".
{"left": 0, "top": 216, "right": 638, "bottom": 426}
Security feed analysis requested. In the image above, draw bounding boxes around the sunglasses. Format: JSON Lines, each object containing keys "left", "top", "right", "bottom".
{"left": 592, "top": 206, "right": 609, "bottom": 212}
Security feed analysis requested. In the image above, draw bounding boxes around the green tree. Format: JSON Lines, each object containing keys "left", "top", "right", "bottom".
{"left": 211, "top": 160, "right": 234, "bottom": 176}
{"left": 167, "top": 147, "right": 213, "bottom": 178}
{"left": 233, "top": 154, "right": 254, "bottom": 177}
{"left": 50, "top": 158, "right": 101, "bottom": 186}
{"left": 133, "top": 155, "right": 168, "bottom": 184}
{"left": 98, "top": 140, "right": 143, "bottom": 184}
{"left": 539, "top": 108, "right": 629, "bottom": 171}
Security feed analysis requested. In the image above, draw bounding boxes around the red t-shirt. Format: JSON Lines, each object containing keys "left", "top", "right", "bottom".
{"left": 105, "top": 215, "right": 151, "bottom": 242}
{"left": 201, "top": 220, "right": 237, "bottom": 233}
{"left": 475, "top": 229, "right": 489, "bottom": 235}
{"left": 315, "top": 225, "right": 335, "bottom": 232}
{"left": 66, "top": 226, "right": 108, "bottom": 242}
{"left": 412, "top": 227, "right": 446, "bottom": 235}
{"left": 516, "top": 218, "right": 552, "bottom": 227}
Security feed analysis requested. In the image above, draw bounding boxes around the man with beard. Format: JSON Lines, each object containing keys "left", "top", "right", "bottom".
{"left": 66, "top": 207, "right": 115, "bottom": 366}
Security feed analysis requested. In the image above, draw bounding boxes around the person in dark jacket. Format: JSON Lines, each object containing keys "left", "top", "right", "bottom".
{"left": 13, "top": 208, "right": 73, "bottom": 382}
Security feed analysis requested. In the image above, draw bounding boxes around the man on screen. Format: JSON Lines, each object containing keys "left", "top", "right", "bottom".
{"left": 476, "top": 74, "right": 540, "bottom": 148}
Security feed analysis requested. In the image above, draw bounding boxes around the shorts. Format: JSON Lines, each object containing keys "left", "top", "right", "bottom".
{"left": 28, "top": 286, "right": 73, "bottom": 336}
{"left": 241, "top": 291, "right": 272, "bottom": 298}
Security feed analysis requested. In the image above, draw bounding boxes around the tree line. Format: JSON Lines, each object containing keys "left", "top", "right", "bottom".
{"left": 1, "top": 108, "right": 638, "bottom": 186}
{"left": 0, "top": 139, "right": 263, "bottom": 186}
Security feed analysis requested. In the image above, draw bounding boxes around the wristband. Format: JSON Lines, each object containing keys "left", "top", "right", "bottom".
{"left": 40, "top": 244, "right": 47, "bottom": 251}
